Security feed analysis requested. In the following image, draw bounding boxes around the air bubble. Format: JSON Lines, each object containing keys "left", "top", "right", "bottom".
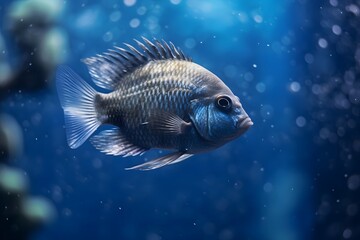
{"left": 256, "top": 83, "right": 266, "bottom": 93}
{"left": 318, "top": 38, "right": 328, "bottom": 48}
{"left": 184, "top": 38, "right": 196, "bottom": 49}
{"left": 137, "top": 6, "right": 147, "bottom": 15}
{"left": 311, "top": 84, "right": 322, "bottom": 95}
{"left": 296, "top": 116, "right": 306, "bottom": 127}
{"left": 129, "top": 18, "right": 140, "bottom": 28}
{"left": 348, "top": 175, "right": 360, "bottom": 190}
{"left": 244, "top": 72, "right": 253, "bottom": 82}
{"left": 346, "top": 4, "right": 360, "bottom": 16}
{"left": 110, "top": 11, "right": 121, "bottom": 22}
{"left": 253, "top": 15, "right": 263, "bottom": 23}
{"left": 304, "top": 53, "right": 314, "bottom": 64}
{"left": 289, "top": 81, "right": 301, "bottom": 92}
{"left": 124, "top": 0, "right": 136, "bottom": 7}
{"left": 329, "top": 0, "right": 338, "bottom": 7}
{"left": 343, "top": 228, "right": 352, "bottom": 239}
{"left": 170, "top": 0, "right": 181, "bottom": 4}
{"left": 332, "top": 25, "right": 342, "bottom": 35}
{"left": 263, "top": 182, "right": 273, "bottom": 193}
{"left": 103, "top": 31, "right": 113, "bottom": 42}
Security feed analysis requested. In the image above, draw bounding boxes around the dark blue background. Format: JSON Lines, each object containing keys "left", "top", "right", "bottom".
{"left": 1, "top": 0, "right": 359, "bottom": 239}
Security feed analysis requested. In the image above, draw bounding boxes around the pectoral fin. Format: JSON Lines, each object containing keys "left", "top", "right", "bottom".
{"left": 125, "top": 152, "right": 194, "bottom": 170}
{"left": 146, "top": 111, "right": 192, "bottom": 135}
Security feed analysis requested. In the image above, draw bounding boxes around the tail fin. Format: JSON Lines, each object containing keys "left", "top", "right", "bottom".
{"left": 56, "top": 65, "right": 101, "bottom": 149}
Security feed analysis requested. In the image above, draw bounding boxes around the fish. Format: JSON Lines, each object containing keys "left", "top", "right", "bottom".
{"left": 56, "top": 37, "right": 253, "bottom": 170}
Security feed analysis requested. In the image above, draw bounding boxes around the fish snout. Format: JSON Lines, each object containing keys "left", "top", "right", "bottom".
{"left": 237, "top": 115, "right": 253, "bottom": 129}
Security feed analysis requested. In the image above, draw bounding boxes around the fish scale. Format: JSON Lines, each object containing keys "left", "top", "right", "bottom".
{"left": 99, "top": 63, "right": 197, "bottom": 150}
{"left": 56, "top": 37, "right": 252, "bottom": 170}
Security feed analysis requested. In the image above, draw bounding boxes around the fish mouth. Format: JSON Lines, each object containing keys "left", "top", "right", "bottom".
{"left": 238, "top": 117, "right": 253, "bottom": 129}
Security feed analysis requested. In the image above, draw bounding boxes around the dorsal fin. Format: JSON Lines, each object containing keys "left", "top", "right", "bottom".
{"left": 82, "top": 37, "right": 192, "bottom": 90}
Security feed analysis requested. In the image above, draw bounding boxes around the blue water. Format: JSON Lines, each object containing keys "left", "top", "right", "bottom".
{"left": 1, "top": 0, "right": 359, "bottom": 239}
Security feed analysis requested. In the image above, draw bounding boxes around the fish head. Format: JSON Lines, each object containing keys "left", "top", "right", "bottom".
{"left": 190, "top": 89, "right": 253, "bottom": 143}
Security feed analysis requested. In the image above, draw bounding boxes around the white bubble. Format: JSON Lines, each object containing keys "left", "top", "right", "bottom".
{"left": 244, "top": 72, "right": 254, "bottom": 82}
{"left": 332, "top": 25, "right": 342, "bottom": 35}
{"left": 253, "top": 64, "right": 257, "bottom": 68}
{"left": 343, "top": 228, "right": 352, "bottom": 239}
{"left": 110, "top": 11, "right": 121, "bottom": 22}
{"left": 253, "top": 15, "right": 263, "bottom": 23}
{"left": 304, "top": 53, "right": 314, "bottom": 64}
{"left": 76, "top": 9, "right": 98, "bottom": 28}
{"left": 170, "top": 0, "right": 181, "bottom": 4}
{"left": 129, "top": 18, "right": 140, "bottom": 28}
{"left": 346, "top": 4, "right": 360, "bottom": 16}
{"left": 318, "top": 38, "right": 328, "bottom": 48}
{"left": 289, "top": 81, "right": 301, "bottom": 92}
{"left": 256, "top": 82, "right": 266, "bottom": 93}
{"left": 103, "top": 31, "right": 113, "bottom": 42}
{"left": 311, "top": 84, "right": 322, "bottom": 95}
{"left": 124, "top": 0, "right": 136, "bottom": 7}
{"left": 296, "top": 116, "right": 306, "bottom": 127}
{"left": 263, "top": 182, "right": 273, "bottom": 193}
{"left": 349, "top": 89, "right": 360, "bottom": 104}
{"left": 184, "top": 38, "right": 196, "bottom": 49}
{"left": 329, "top": 0, "right": 338, "bottom": 7}
{"left": 348, "top": 175, "right": 360, "bottom": 190}
{"left": 137, "top": 6, "right": 147, "bottom": 15}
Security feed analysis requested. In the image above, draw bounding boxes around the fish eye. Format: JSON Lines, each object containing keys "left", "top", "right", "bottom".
{"left": 216, "top": 95, "right": 232, "bottom": 110}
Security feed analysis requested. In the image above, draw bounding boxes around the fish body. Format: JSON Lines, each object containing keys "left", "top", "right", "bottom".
{"left": 57, "top": 38, "right": 252, "bottom": 170}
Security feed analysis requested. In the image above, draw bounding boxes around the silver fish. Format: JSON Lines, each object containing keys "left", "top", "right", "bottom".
{"left": 56, "top": 37, "right": 253, "bottom": 170}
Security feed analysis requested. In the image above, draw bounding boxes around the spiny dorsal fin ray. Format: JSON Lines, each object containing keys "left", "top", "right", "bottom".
{"left": 82, "top": 37, "right": 192, "bottom": 90}
{"left": 134, "top": 39, "right": 156, "bottom": 59}
{"left": 142, "top": 37, "right": 161, "bottom": 59}
{"left": 123, "top": 43, "right": 147, "bottom": 62}
{"left": 162, "top": 40, "right": 175, "bottom": 59}
{"left": 155, "top": 39, "right": 167, "bottom": 59}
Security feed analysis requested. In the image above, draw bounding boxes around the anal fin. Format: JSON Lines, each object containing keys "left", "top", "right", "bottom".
{"left": 90, "top": 128, "right": 147, "bottom": 157}
{"left": 125, "top": 152, "right": 193, "bottom": 171}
